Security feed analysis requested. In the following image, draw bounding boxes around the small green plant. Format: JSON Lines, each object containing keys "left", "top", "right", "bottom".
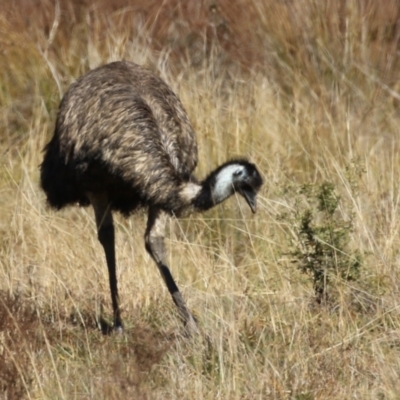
{"left": 284, "top": 181, "right": 362, "bottom": 304}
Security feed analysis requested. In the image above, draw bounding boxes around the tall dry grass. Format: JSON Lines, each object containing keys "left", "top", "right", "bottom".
{"left": 1, "top": 0, "right": 400, "bottom": 398}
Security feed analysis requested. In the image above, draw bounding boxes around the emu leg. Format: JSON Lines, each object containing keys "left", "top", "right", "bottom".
{"left": 88, "top": 192, "right": 122, "bottom": 331}
{"left": 145, "top": 207, "right": 197, "bottom": 331}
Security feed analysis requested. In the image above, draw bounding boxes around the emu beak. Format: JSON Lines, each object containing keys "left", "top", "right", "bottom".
{"left": 241, "top": 189, "right": 257, "bottom": 213}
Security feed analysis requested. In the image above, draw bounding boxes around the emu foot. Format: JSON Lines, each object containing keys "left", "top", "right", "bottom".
{"left": 113, "top": 324, "right": 124, "bottom": 334}
{"left": 97, "top": 315, "right": 124, "bottom": 335}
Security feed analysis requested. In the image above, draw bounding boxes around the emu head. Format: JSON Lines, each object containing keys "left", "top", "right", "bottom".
{"left": 230, "top": 161, "right": 263, "bottom": 213}
{"left": 191, "top": 159, "right": 263, "bottom": 213}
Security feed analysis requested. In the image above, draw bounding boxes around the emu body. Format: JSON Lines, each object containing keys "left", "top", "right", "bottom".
{"left": 41, "top": 61, "right": 263, "bottom": 331}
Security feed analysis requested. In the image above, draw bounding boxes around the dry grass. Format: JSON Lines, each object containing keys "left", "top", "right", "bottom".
{"left": 1, "top": 0, "right": 400, "bottom": 398}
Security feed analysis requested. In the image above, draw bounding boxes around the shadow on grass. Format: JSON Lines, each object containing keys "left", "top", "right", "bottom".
{"left": 0, "top": 291, "right": 173, "bottom": 399}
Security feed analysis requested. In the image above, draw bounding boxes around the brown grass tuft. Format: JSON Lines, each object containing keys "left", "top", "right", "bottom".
{"left": 0, "top": 293, "right": 39, "bottom": 399}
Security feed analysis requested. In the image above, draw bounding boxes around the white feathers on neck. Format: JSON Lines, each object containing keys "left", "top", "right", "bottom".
{"left": 212, "top": 164, "right": 245, "bottom": 202}
{"left": 178, "top": 163, "right": 246, "bottom": 208}
{"left": 179, "top": 182, "right": 202, "bottom": 203}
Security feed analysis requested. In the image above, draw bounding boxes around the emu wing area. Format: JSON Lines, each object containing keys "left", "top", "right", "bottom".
{"left": 40, "top": 62, "right": 198, "bottom": 215}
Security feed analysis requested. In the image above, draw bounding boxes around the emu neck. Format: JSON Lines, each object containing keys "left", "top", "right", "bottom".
{"left": 191, "top": 166, "right": 236, "bottom": 212}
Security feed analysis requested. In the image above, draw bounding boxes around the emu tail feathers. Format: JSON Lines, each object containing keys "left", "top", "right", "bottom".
{"left": 40, "top": 138, "right": 87, "bottom": 209}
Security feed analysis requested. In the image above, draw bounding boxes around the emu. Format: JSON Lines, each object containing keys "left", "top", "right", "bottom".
{"left": 40, "top": 61, "right": 263, "bottom": 332}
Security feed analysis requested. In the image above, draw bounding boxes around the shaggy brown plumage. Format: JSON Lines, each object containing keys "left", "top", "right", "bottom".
{"left": 41, "top": 61, "right": 198, "bottom": 215}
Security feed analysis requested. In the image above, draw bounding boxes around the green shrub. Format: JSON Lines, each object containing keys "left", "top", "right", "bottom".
{"left": 283, "top": 181, "right": 362, "bottom": 304}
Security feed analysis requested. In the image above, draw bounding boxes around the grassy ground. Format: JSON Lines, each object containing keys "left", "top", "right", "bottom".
{"left": 1, "top": 0, "right": 400, "bottom": 398}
